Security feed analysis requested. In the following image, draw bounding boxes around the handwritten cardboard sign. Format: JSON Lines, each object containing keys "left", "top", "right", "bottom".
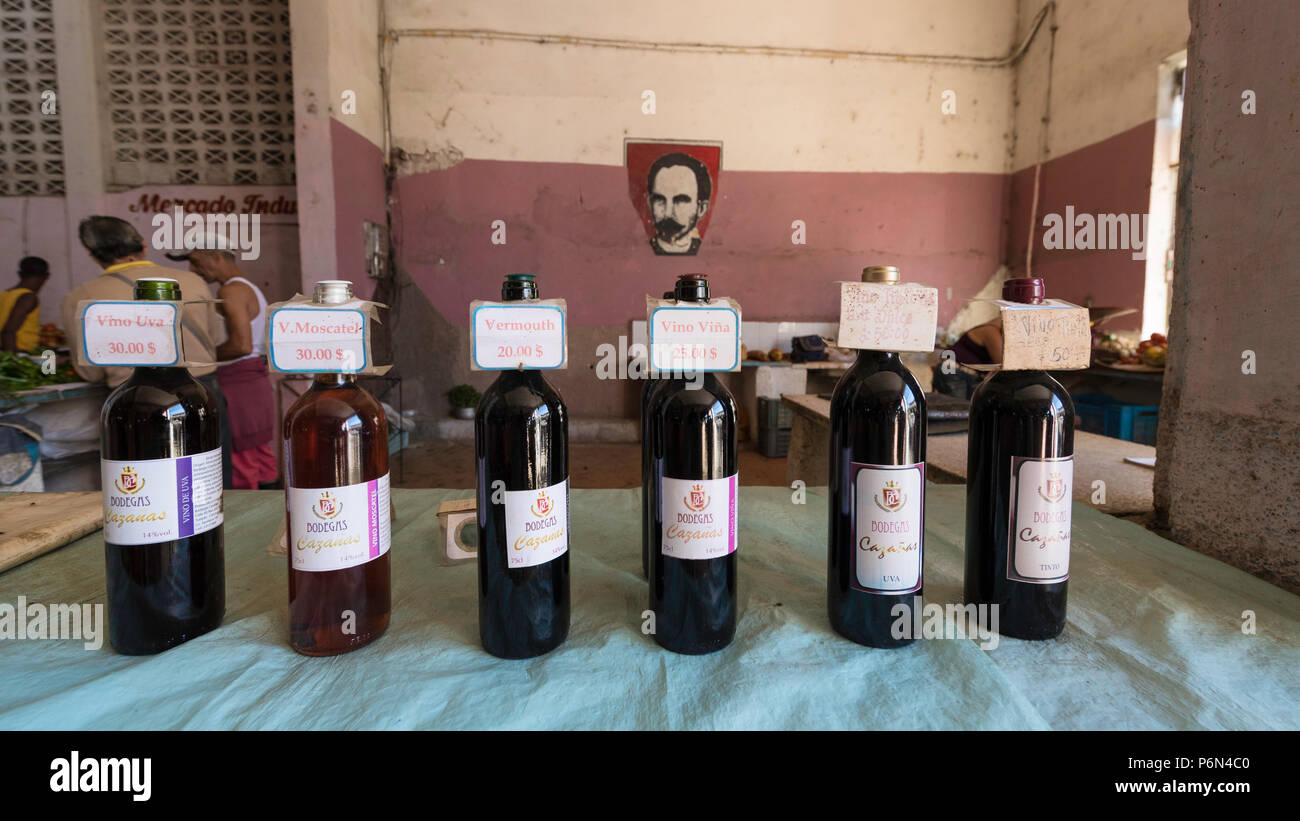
{"left": 996, "top": 299, "right": 1090, "bottom": 371}
{"left": 647, "top": 296, "right": 742, "bottom": 373}
{"left": 470, "top": 300, "right": 567, "bottom": 370}
{"left": 835, "top": 282, "right": 938, "bottom": 352}
{"left": 77, "top": 300, "right": 192, "bottom": 367}
{"left": 266, "top": 295, "right": 388, "bottom": 375}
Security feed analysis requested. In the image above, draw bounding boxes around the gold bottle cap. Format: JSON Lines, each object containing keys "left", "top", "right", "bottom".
{"left": 861, "top": 265, "right": 901, "bottom": 283}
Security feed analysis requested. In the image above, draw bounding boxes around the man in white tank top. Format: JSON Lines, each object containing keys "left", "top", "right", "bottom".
{"left": 167, "top": 240, "right": 278, "bottom": 489}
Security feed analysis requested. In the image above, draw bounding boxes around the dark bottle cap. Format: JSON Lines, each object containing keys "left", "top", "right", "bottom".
{"left": 1002, "top": 277, "right": 1046, "bottom": 305}
{"left": 134, "top": 277, "right": 181, "bottom": 301}
{"left": 674, "top": 273, "right": 709, "bottom": 303}
{"left": 501, "top": 273, "right": 538, "bottom": 301}
{"left": 662, "top": 291, "right": 674, "bottom": 300}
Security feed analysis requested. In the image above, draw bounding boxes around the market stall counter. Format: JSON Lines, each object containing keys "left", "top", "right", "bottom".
{"left": 1, "top": 487, "right": 1296, "bottom": 730}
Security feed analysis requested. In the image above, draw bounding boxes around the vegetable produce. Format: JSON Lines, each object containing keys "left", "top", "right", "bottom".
{"left": 0, "top": 351, "right": 79, "bottom": 396}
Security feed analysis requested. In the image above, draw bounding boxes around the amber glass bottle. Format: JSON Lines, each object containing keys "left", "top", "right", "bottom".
{"left": 101, "top": 277, "right": 225, "bottom": 654}
{"left": 283, "top": 280, "right": 391, "bottom": 655}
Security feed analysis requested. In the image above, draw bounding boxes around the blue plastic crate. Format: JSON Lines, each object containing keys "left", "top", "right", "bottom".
{"left": 1073, "top": 393, "right": 1112, "bottom": 436}
{"left": 1110, "top": 404, "right": 1159, "bottom": 445}
{"left": 1070, "top": 393, "right": 1158, "bottom": 445}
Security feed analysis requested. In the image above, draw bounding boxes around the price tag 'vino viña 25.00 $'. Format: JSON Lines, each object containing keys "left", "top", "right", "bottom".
{"left": 647, "top": 295, "right": 742, "bottom": 374}
{"left": 470, "top": 300, "right": 568, "bottom": 370}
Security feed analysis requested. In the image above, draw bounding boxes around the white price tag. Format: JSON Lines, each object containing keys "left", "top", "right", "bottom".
{"left": 836, "top": 282, "right": 938, "bottom": 353}
{"left": 268, "top": 306, "right": 369, "bottom": 373}
{"left": 649, "top": 304, "right": 741, "bottom": 373}
{"left": 471, "top": 303, "right": 567, "bottom": 370}
{"left": 80, "top": 301, "right": 181, "bottom": 367}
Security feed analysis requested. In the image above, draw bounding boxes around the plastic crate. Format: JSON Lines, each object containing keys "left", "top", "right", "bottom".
{"left": 1073, "top": 393, "right": 1112, "bottom": 436}
{"left": 1113, "top": 405, "right": 1159, "bottom": 445}
{"left": 757, "top": 397, "right": 794, "bottom": 430}
{"left": 758, "top": 426, "right": 792, "bottom": 458}
{"left": 1071, "top": 393, "right": 1158, "bottom": 445}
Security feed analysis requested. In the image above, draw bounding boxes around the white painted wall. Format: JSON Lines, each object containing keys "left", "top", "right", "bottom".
{"left": 290, "top": 0, "right": 383, "bottom": 288}
{"left": 1012, "top": 0, "right": 1190, "bottom": 170}
{"left": 386, "top": 0, "right": 1020, "bottom": 174}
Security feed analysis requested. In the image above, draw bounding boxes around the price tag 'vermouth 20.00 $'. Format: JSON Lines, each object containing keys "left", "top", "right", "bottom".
{"left": 470, "top": 301, "right": 568, "bottom": 370}
{"left": 648, "top": 298, "right": 742, "bottom": 374}
{"left": 79, "top": 301, "right": 184, "bottom": 367}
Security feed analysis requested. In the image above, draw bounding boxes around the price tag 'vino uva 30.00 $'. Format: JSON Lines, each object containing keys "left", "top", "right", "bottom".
{"left": 470, "top": 301, "right": 567, "bottom": 370}
{"left": 648, "top": 299, "right": 742, "bottom": 373}
{"left": 79, "top": 301, "right": 183, "bottom": 367}
{"left": 268, "top": 306, "right": 369, "bottom": 374}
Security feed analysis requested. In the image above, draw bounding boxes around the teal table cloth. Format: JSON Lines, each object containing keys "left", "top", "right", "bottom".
{"left": 1, "top": 486, "right": 1297, "bottom": 730}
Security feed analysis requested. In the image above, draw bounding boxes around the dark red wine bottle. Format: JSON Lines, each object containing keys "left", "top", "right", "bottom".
{"left": 648, "top": 274, "right": 739, "bottom": 654}
{"left": 964, "top": 277, "right": 1075, "bottom": 639}
{"left": 475, "top": 273, "right": 571, "bottom": 658}
{"left": 282, "top": 280, "right": 391, "bottom": 656}
{"left": 640, "top": 289, "right": 675, "bottom": 579}
{"left": 828, "top": 266, "right": 926, "bottom": 647}
{"left": 100, "top": 277, "right": 225, "bottom": 654}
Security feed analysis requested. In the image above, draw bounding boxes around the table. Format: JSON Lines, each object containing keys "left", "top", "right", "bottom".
{"left": 781, "top": 394, "right": 1157, "bottom": 515}
{"left": 1, "top": 488, "right": 1296, "bottom": 730}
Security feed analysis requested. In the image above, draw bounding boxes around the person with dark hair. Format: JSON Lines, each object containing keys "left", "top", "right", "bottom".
{"left": 646, "top": 152, "right": 712, "bottom": 255}
{"left": 77, "top": 215, "right": 147, "bottom": 266}
{"left": 62, "top": 216, "right": 235, "bottom": 488}
{"left": 0, "top": 257, "right": 50, "bottom": 352}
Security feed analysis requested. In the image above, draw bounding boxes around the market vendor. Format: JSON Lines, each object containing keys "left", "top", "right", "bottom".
{"left": 61, "top": 216, "right": 234, "bottom": 489}
{"left": 932, "top": 317, "right": 1002, "bottom": 399}
{"left": 0, "top": 257, "right": 50, "bottom": 353}
{"left": 167, "top": 239, "right": 277, "bottom": 489}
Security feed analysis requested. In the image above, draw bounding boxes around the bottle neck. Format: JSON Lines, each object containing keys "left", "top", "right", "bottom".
{"left": 855, "top": 349, "right": 901, "bottom": 365}
{"left": 312, "top": 372, "right": 355, "bottom": 388}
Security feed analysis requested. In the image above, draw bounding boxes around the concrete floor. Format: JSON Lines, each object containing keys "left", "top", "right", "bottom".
{"left": 394, "top": 440, "right": 790, "bottom": 488}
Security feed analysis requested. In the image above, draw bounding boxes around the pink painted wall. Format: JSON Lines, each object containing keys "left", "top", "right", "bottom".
{"left": 391, "top": 159, "right": 1009, "bottom": 327}
{"left": 1006, "top": 122, "right": 1157, "bottom": 330}
{"left": 329, "top": 117, "right": 387, "bottom": 300}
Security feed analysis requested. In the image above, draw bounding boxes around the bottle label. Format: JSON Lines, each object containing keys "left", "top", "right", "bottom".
{"left": 1007, "top": 456, "right": 1072, "bottom": 583}
{"left": 851, "top": 462, "right": 924, "bottom": 593}
{"left": 100, "top": 448, "right": 223, "bottom": 545}
{"left": 504, "top": 478, "right": 570, "bottom": 568}
{"left": 660, "top": 474, "right": 738, "bottom": 560}
{"left": 288, "top": 474, "right": 391, "bottom": 572}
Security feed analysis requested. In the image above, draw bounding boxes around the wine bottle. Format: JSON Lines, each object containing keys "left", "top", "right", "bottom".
{"left": 963, "top": 277, "right": 1075, "bottom": 639}
{"left": 640, "top": 289, "right": 675, "bottom": 579}
{"left": 648, "top": 273, "right": 739, "bottom": 654}
{"left": 100, "top": 277, "right": 225, "bottom": 654}
{"left": 828, "top": 265, "right": 927, "bottom": 648}
{"left": 475, "top": 273, "right": 571, "bottom": 658}
{"left": 283, "top": 280, "right": 391, "bottom": 656}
